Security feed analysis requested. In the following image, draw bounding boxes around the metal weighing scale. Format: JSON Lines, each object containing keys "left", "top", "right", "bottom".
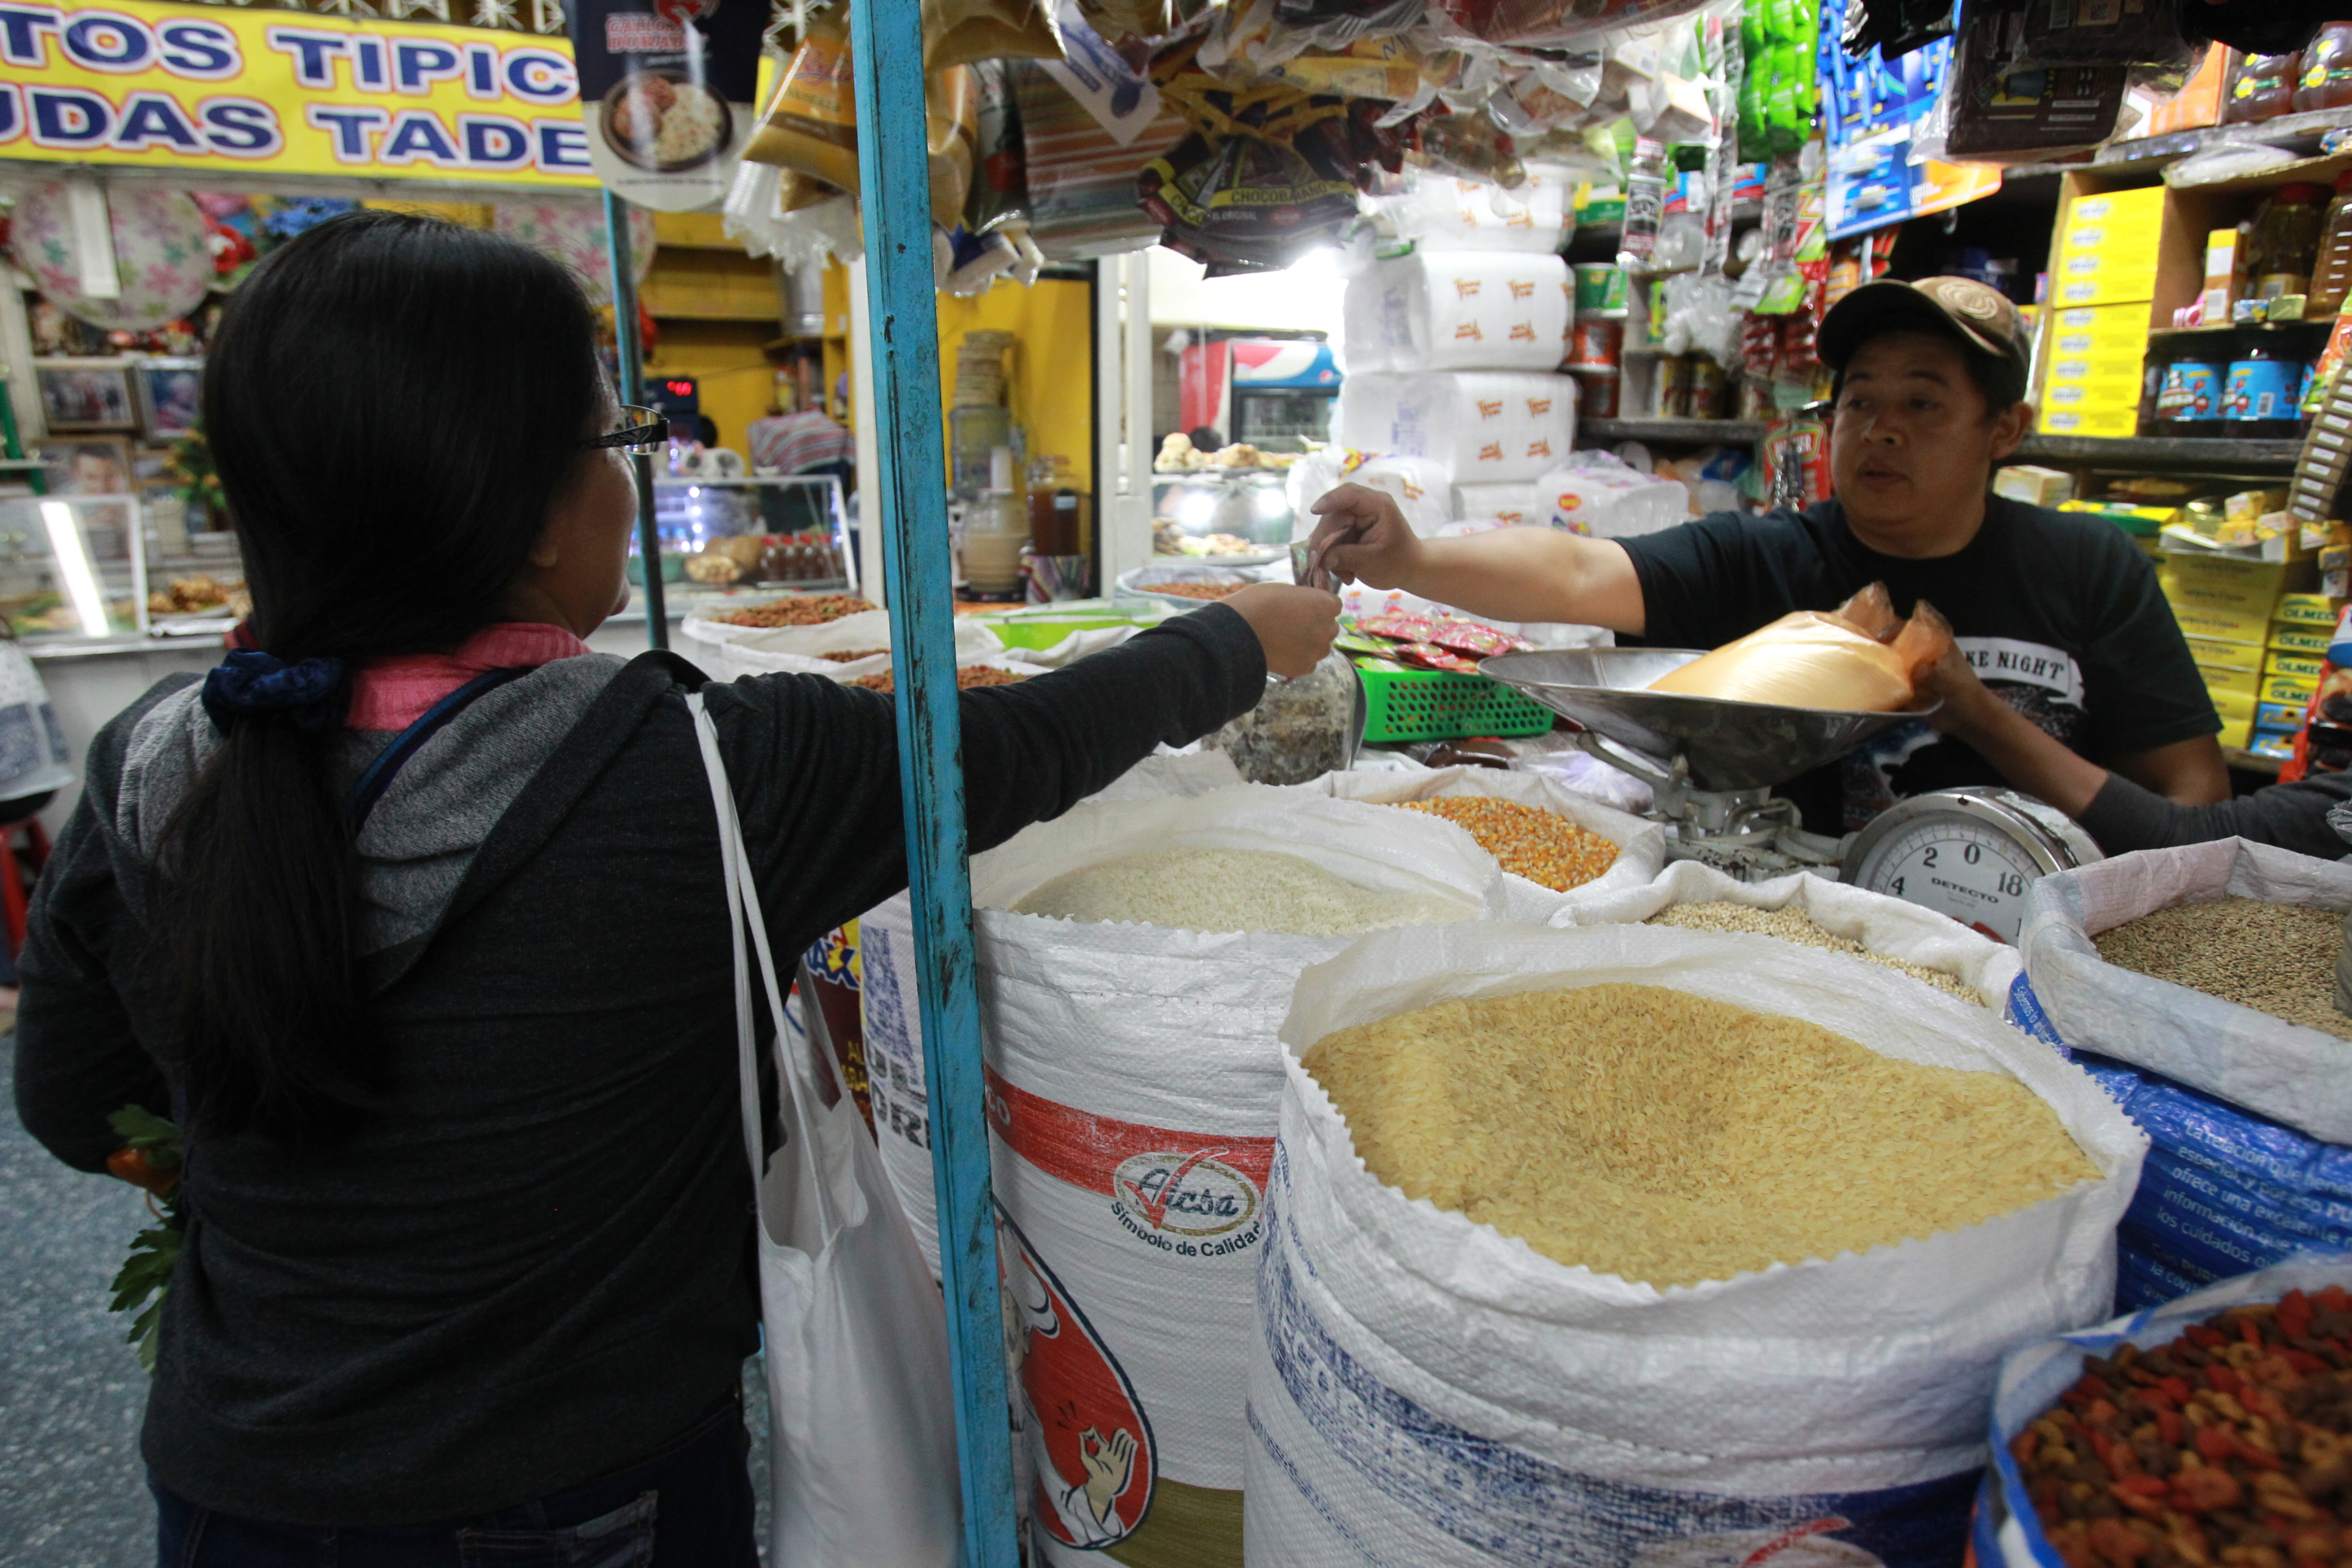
{"left": 1484, "top": 648, "right": 2103, "bottom": 943}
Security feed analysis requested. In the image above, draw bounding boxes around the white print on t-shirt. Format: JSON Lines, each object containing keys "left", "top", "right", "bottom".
{"left": 1955, "top": 638, "right": 2085, "bottom": 707}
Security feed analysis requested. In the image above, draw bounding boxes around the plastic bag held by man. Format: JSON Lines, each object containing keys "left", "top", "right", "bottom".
{"left": 1647, "top": 583, "right": 1954, "bottom": 711}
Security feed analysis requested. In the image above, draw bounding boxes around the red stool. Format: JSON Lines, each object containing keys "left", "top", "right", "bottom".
{"left": 1, "top": 817, "right": 51, "bottom": 963}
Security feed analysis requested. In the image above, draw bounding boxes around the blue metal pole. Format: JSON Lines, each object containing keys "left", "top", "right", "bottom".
{"left": 845, "top": 2, "right": 1018, "bottom": 1563}
{"left": 601, "top": 191, "right": 667, "bottom": 652}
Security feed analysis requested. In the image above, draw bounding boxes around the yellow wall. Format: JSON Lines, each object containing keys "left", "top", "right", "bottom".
{"left": 642, "top": 321, "right": 781, "bottom": 454}
{"left": 934, "top": 277, "right": 1094, "bottom": 494}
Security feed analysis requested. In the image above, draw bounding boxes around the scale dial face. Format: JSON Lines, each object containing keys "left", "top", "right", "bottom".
{"left": 1847, "top": 818, "right": 2043, "bottom": 944}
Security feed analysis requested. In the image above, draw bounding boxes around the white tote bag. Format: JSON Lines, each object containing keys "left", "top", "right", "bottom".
{"left": 689, "top": 694, "right": 962, "bottom": 1567}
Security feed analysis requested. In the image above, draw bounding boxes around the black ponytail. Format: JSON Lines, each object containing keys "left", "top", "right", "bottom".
{"left": 157, "top": 211, "right": 605, "bottom": 1146}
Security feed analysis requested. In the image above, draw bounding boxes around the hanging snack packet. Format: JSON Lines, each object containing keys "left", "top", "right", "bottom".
{"left": 964, "top": 60, "right": 1031, "bottom": 233}
{"left": 745, "top": 14, "right": 862, "bottom": 193}
{"left": 929, "top": 66, "right": 981, "bottom": 229}
{"left": 1139, "top": 36, "right": 1373, "bottom": 271}
{"left": 923, "top": 0, "right": 1064, "bottom": 70}
{"left": 1358, "top": 611, "right": 1445, "bottom": 642}
{"left": 1392, "top": 641, "right": 1488, "bottom": 674}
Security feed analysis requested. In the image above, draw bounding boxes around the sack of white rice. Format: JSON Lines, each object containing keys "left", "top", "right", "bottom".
{"left": 1314, "top": 764, "right": 1665, "bottom": 923}
{"left": 857, "top": 756, "right": 1254, "bottom": 1283}
{"left": 2019, "top": 840, "right": 2352, "bottom": 1144}
{"left": 1556, "top": 860, "right": 2028, "bottom": 1013}
{"left": 971, "top": 787, "right": 1503, "bottom": 1567}
{"left": 1246, "top": 922, "right": 2145, "bottom": 1568}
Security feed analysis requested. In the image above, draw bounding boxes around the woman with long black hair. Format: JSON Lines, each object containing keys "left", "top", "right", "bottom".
{"left": 9, "top": 210, "right": 1337, "bottom": 1563}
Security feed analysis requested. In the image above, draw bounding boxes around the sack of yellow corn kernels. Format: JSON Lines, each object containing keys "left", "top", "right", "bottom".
{"left": 1317, "top": 765, "right": 1665, "bottom": 922}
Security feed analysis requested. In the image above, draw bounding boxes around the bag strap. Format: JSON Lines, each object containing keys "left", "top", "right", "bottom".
{"left": 688, "top": 691, "right": 841, "bottom": 1233}
{"left": 345, "top": 665, "right": 533, "bottom": 831}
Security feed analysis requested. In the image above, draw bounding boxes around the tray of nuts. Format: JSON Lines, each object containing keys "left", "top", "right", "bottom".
{"left": 1984, "top": 1263, "right": 2352, "bottom": 1568}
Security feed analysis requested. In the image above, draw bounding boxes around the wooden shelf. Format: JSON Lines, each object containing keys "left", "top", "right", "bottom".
{"left": 2224, "top": 746, "right": 2286, "bottom": 777}
{"left": 2013, "top": 434, "right": 2302, "bottom": 469}
{"left": 1581, "top": 418, "right": 1768, "bottom": 444}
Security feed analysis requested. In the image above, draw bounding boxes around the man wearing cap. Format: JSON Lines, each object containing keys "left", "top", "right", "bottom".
{"left": 1306, "top": 274, "right": 2228, "bottom": 834}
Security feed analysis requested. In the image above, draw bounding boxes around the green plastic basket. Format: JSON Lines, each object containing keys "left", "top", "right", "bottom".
{"left": 1353, "top": 658, "right": 1558, "bottom": 744}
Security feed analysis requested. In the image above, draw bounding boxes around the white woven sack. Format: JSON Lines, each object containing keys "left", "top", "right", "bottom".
{"left": 682, "top": 609, "right": 1003, "bottom": 681}
{"left": 1557, "top": 861, "right": 2026, "bottom": 1009}
{"left": 1246, "top": 923, "right": 2146, "bottom": 1568}
{"left": 2019, "top": 838, "right": 2352, "bottom": 1144}
{"left": 1314, "top": 764, "right": 1665, "bottom": 924}
{"left": 970, "top": 788, "right": 1504, "bottom": 1567}
{"left": 855, "top": 754, "right": 1254, "bottom": 1282}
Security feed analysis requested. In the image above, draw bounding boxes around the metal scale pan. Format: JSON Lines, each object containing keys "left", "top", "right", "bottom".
{"left": 1481, "top": 648, "right": 1940, "bottom": 794}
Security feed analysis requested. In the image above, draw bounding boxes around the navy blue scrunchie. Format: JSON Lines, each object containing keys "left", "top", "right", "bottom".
{"left": 201, "top": 650, "right": 350, "bottom": 734}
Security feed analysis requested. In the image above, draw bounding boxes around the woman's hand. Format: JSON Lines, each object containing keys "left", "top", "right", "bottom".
{"left": 1224, "top": 583, "right": 1342, "bottom": 679}
{"left": 1308, "top": 483, "right": 1425, "bottom": 589}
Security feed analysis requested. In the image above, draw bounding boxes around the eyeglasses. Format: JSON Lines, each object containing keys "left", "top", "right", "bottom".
{"left": 583, "top": 406, "right": 668, "bottom": 451}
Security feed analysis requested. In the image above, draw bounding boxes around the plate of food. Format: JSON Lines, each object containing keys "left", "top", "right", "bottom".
{"left": 601, "top": 70, "right": 733, "bottom": 174}
{"left": 1114, "top": 565, "right": 1264, "bottom": 607}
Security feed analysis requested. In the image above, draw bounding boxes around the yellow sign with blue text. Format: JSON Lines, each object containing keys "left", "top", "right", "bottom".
{"left": 0, "top": 1, "right": 598, "bottom": 188}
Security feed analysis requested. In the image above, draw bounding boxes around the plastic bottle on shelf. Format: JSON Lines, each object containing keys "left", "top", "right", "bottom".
{"left": 2226, "top": 52, "right": 2302, "bottom": 123}
{"left": 2298, "top": 23, "right": 2352, "bottom": 113}
{"left": 2249, "top": 183, "right": 2331, "bottom": 297}
{"left": 2310, "top": 171, "right": 2352, "bottom": 316}
{"left": 2225, "top": 327, "right": 2306, "bottom": 438}
{"left": 2157, "top": 336, "right": 2230, "bottom": 434}
{"left": 1620, "top": 139, "right": 1667, "bottom": 271}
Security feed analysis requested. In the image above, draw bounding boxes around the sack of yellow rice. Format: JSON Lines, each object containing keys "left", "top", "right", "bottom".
{"left": 966, "top": 787, "right": 1503, "bottom": 1568}
{"left": 1315, "top": 764, "right": 1667, "bottom": 922}
{"left": 1555, "top": 859, "right": 2028, "bottom": 1012}
{"left": 2020, "top": 840, "right": 2352, "bottom": 1144}
{"left": 1646, "top": 583, "right": 1951, "bottom": 712}
{"left": 1246, "top": 922, "right": 2145, "bottom": 1568}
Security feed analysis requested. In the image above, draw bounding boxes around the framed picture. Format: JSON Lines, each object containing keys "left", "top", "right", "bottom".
{"left": 134, "top": 358, "right": 202, "bottom": 441}
{"left": 34, "top": 358, "right": 137, "bottom": 432}
{"left": 38, "top": 438, "right": 131, "bottom": 498}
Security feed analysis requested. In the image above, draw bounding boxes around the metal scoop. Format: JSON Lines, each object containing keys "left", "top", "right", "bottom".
{"left": 1481, "top": 647, "right": 1941, "bottom": 794}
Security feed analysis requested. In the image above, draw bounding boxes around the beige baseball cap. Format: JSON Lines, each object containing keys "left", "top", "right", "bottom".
{"left": 1818, "top": 275, "right": 2032, "bottom": 391}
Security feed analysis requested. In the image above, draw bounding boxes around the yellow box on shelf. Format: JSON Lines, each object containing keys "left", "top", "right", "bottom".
{"left": 2269, "top": 650, "right": 2328, "bottom": 682}
{"left": 2264, "top": 674, "right": 2321, "bottom": 707}
{"left": 2161, "top": 554, "right": 2293, "bottom": 619}
{"left": 2042, "top": 407, "right": 2140, "bottom": 436}
{"left": 2172, "top": 603, "right": 2268, "bottom": 645}
{"left": 2218, "top": 715, "right": 2256, "bottom": 749}
{"left": 2200, "top": 663, "right": 2267, "bottom": 701}
{"left": 2210, "top": 687, "right": 2259, "bottom": 724}
{"left": 2269, "top": 623, "right": 2330, "bottom": 654}
{"left": 2062, "top": 188, "right": 2166, "bottom": 236}
{"left": 2277, "top": 592, "right": 2340, "bottom": 626}
{"left": 2042, "top": 379, "right": 2143, "bottom": 414}
{"left": 2047, "top": 303, "right": 2153, "bottom": 354}
{"left": 2047, "top": 351, "right": 2149, "bottom": 384}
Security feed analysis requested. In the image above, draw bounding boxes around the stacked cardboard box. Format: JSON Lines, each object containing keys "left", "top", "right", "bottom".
{"left": 2160, "top": 553, "right": 2295, "bottom": 750}
{"left": 2043, "top": 188, "right": 2164, "bottom": 438}
{"left": 2252, "top": 593, "right": 2339, "bottom": 754}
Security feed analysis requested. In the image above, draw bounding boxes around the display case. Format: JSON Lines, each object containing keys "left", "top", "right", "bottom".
{"left": 1149, "top": 469, "right": 1294, "bottom": 561}
{"left": 0, "top": 492, "right": 155, "bottom": 643}
{"left": 635, "top": 473, "right": 859, "bottom": 599}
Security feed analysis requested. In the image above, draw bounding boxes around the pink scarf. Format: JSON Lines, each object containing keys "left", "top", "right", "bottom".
{"left": 345, "top": 622, "right": 591, "bottom": 730}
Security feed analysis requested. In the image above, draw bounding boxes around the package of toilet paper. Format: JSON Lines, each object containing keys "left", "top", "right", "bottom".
{"left": 1450, "top": 482, "right": 1542, "bottom": 525}
{"left": 1337, "top": 372, "right": 1577, "bottom": 484}
{"left": 1344, "top": 252, "right": 1571, "bottom": 374}
{"left": 1539, "top": 452, "right": 1690, "bottom": 538}
{"left": 1368, "top": 165, "right": 1574, "bottom": 253}
{"left": 1284, "top": 449, "right": 1454, "bottom": 540}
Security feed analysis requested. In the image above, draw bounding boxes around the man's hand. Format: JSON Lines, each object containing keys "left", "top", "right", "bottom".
{"left": 1224, "top": 583, "right": 1342, "bottom": 679}
{"left": 1914, "top": 641, "right": 2004, "bottom": 739}
{"left": 1308, "top": 483, "right": 1425, "bottom": 589}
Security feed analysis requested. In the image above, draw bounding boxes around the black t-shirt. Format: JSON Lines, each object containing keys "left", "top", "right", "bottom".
{"left": 1619, "top": 496, "right": 2220, "bottom": 833}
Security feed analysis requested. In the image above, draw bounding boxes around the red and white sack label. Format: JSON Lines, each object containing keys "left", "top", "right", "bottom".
{"left": 986, "top": 1067, "right": 1271, "bottom": 1262}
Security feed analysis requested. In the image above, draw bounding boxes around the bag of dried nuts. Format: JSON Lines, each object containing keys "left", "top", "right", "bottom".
{"left": 1978, "top": 1258, "right": 2352, "bottom": 1568}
